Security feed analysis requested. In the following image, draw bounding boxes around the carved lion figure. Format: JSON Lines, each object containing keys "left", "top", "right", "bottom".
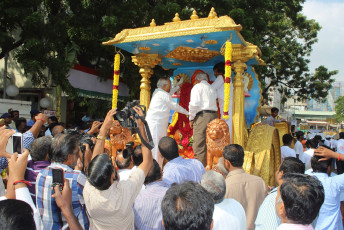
{"left": 206, "top": 119, "right": 230, "bottom": 170}
{"left": 109, "top": 120, "right": 134, "bottom": 158}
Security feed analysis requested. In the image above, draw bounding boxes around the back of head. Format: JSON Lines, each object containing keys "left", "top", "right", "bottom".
{"left": 201, "top": 170, "right": 226, "bottom": 204}
{"left": 195, "top": 73, "right": 208, "bottom": 82}
{"left": 311, "top": 155, "right": 331, "bottom": 173}
{"left": 0, "top": 199, "right": 35, "bottom": 230}
{"left": 271, "top": 107, "right": 279, "bottom": 114}
{"left": 222, "top": 144, "right": 244, "bottom": 167}
{"left": 15, "top": 117, "right": 27, "bottom": 129}
{"left": 115, "top": 152, "right": 132, "bottom": 169}
{"left": 86, "top": 153, "right": 114, "bottom": 191}
{"left": 308, "top": 139, "right": 318, "bottom": 149}
{"left": 133, "top": 145, "right": 143, "bottom": 166}
{"left": 296, "top": 131, "right": 304, "bottom": 139}
{"left": 158, "top": 136, "right": 179, "bottom": 161}
{"left": 282, "top": 134, "right": 293, "bottom": 146}
{"left": 280, "top": 173, "right": 324, "bottom": 225}
{"left": 144, "top": 159, "right": 161, "bottom": 184}
{"left": 161, "top": 181, "right": 214, "bottom": 230}
{"left": 157, "top": 77, "right": 170, "bottom": 89}
{"left": 52, "top": 125, "right": 65, "bottom": 137}
{"left": 314, "top": 135, "right": 322, "bottom": 143}
{"left": 30, "top": 136, "right": 52, "bottom": 161}
{"left": 340, "top": 132, "right": 344, "bottom": 139}
{"left": 49, "top": 116, "right": 58, "bottom": 123}
{"left": 213, "top": 62, "right": 225, "bottom": 74}
{"left": 50, "top": 134, "right": 79, "bottom": 163}
{"left": 279, "top": 157, "right": 305, "bottom": 174}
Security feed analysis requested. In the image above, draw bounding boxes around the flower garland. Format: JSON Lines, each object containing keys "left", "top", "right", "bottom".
{"left": 223, "top": 40, "right": 232, "bottom": 119}
{"left": 112, "top": 53, "right": 120, "bottom": 109}
{"left": 168, "top": 112, "right": 178, "bottom": 136}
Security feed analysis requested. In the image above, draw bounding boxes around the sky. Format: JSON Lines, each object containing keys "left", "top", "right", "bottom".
{"left": 302, "top": 0, "right": 344, "bottom": 81}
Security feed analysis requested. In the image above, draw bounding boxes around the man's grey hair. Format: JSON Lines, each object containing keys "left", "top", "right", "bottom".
{"left": 157, "top": 77, "right": 170, "bottom": 89}
{"left": 30, "top": 136, "right": 52, "bottom": 161}
{"left": 195, "top": 73, "right": 208, "bottom": 82}
{"left": 201, "top": 170, "right": 226, "bottom": 204}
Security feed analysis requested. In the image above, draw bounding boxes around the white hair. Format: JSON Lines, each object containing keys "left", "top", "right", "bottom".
{"left": 201, "top": 170, "right": 226, "bottom": 204}
{"left": 195, "top": 73, "right": 208, "bottom": 81}
{"left": 157, "top": 77, "right": 170, "bottom": 89}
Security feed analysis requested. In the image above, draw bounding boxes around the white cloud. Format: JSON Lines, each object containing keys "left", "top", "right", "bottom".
{"left": 303, "top": 0, "right": 344, "bottom": 81}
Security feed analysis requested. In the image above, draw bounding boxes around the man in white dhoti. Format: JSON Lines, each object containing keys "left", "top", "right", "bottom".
{"left": 146, "top": 77, "right": 189, "bottom": 166}
{"left": 212, "top": 62, "right": 233, "bottom": 137}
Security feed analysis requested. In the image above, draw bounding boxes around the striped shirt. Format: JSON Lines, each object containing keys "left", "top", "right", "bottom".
{"left": 133, "top": 180, "right": 169, "bottom": 230}
{"left": 255, "top": 187, "right": 280, "bottom": 229}
{"left": 24, "top": 160, "right": 50, "bottom": 205}
{"left": 162, "top": 156, "right": 205, "bottom": 186}
{"left": 36, "top": 162, "right": 89, "bottom": 230}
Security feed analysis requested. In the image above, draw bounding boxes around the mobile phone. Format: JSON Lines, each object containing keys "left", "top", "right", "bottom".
{"left": 5, "top": 133, "right": 23, "bottom": 154}
{"left": 52, "top": 168, "right": 64, "bottom": 191}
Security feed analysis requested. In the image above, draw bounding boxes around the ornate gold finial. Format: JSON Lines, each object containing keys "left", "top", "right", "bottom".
{"left": 208, "top": 7, "right": 217, "bottom": 18}
{"left": 190, "top": 10, "right": 199, "bottom": 20}
{"left": 173, "top": 13, "right": 181, "bottom": 22}
{"left": 150, "top": 19, "right": 156, "bottom": 27}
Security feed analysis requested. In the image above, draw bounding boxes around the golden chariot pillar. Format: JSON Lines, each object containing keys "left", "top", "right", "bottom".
{"left": 132, "top": 53, "right": 162, "bottom": 108}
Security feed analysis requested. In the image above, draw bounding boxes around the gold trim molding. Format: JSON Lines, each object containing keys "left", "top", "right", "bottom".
{"left": 165, "top": 46, "right": 220, "bottom": 63}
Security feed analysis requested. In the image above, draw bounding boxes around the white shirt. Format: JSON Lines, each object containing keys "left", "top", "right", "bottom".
{"left": 212, "top": 198, "right": 246, "bottom": 230}
{"left": 146, "top": 88, "right": 188, "bottom": 125}
{"left": 0, "top": 187, "right": 43, "bottom": 229}
{"left": 294, "top": 140, "right": 304, "bottom": 155}
{"left": 299, "top": 149, "right": 314, "bottom": 170}
{"left": 189, "top": 80, "right": 218, "bottom": 121}
{"left": 337, "top": 139, "right": 344, "bottom": 154}
{"left": 280, "top": 146, "right": 296, "bottom": 161}
{"left": 211, "top": 75, "right": 224, "bottom": 101}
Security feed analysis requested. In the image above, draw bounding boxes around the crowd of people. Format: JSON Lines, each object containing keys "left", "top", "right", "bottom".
{"left": 0, "top": 67, "right": 344, "bottom": 230}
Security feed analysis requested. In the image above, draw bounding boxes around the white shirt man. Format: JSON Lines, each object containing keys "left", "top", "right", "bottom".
{"left": 146, "top": 77, "right": 188, "bottom": 166}
{"left": 189, "top": 73, "right": 218, "bottom": 166}
{"left": 294, "top": 140, "right": 304, "bottom": 157}
{"left": 213, "top": 198, "right": 246, "bottom": 230}
{"left": 211, "top": 69, "right": 233, "bottom": 136}
{"left": 280, "top": 146, "right": 296, "bottom": 161}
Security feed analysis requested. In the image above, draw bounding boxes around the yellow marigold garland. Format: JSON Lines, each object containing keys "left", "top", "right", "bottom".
{"left": 223, "top": 41, "right": 232, "bottom": 119}
{"left": 112, "top": 53, "right": 120, "bottom": 109}
{"left": 167, "top": 112, "right": 179, "bottom": 135}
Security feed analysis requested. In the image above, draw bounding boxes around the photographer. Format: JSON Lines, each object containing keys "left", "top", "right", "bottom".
{"left": 83, "top": 106, "right": 153, "bottom": 230}
{"left": 116, "top": 149, "right": 134, "bottom": 181}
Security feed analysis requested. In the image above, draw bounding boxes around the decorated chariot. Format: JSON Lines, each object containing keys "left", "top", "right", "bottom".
{"left": 104, "top": 8, "right": 285, "bottom": 186}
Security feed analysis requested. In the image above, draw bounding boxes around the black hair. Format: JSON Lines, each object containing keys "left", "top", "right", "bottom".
{"left": 314, "top": 135, "right": 322, "bottom": 143}
{"left": 340, "top": 132, "right": 344, "bottom": 139}
{"left": 49, "top": 134, "right": 79, "bottom": 163}
{"left": 296, "top": 131, "right": 304, "bottom": 140}
{"left": 280, "top": 173, "right": 324, "bottom": 225}
{"left": 30, "top": 136, "right": 52, "bottom": 161}
{"left": 48, "top": 116, "right": 58, "bottom": 123}
{"left": 10, "top": 110, "right": 19, "bottom": 117}
{"left": 0, "top": 199, "right": 35, "bottom": 230}
{"left": 282, "top": 134, "right": 293, "bottom": 145}
{"left": 115, "top": 152, "right": 132, "bottom": 169}
{"left": 279, "top": 157, "right": 305, "bottom": 174}
{"left": 222, "top": 144, "right": 244, "bottom": 167}
{"left": 271, "top": 107, "right": 279, "bottom": 113}
{"left": 15, "top": 117, "right": 27, "bottom": 129}
{"left": 144, "top": 159, "right": 161, "bottom": 184}
{"left": 308, "top": 139, "right": 318, "bottom": 149}
{"left": 158, "top": 136, "right": 179, "bottom": 161}
{"left": 213, "top": 62, "right": 225, "bottom": 74}
{"left": 311, "top": 155, "right": 331, "bottom": 173}
{"left": 133, "top": 145, "right": 143, "bottom": 166}
{"left": 86, "top": 153, "right": 115, "bottom": 191}
{"left": 161, "top": 181, "right": 214, "bottom": 230}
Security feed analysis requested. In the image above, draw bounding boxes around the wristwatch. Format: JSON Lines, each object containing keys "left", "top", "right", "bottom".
{"left": 96, "top": 135, "right": 106, "bottom": 140}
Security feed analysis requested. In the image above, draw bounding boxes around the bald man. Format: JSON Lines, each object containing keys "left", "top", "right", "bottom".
{"left": 52, "top": 125, "right": 65, "bottom": 137}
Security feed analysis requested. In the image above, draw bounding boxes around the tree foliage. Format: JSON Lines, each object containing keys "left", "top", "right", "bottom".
{"left": 0, "top": 0, "right": 338, "bottom": 103}
{"left": 335, "top": 96, "right": 344, "bottom": 122}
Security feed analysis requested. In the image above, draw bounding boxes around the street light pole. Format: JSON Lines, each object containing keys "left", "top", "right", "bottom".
{"left": 3, "top": 53, "right": 9, "bottom": 99}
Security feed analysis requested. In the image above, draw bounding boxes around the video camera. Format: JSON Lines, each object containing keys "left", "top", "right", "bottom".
{"left": 122, "top": 142, "right": 134, "bottom": 159}
{"left": 114, "top": 100, "right": 146, "bottom": 128}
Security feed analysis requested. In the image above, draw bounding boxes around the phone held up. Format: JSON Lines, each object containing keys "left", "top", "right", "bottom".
{"left": 6, "top": 132, "right": 23, "bottom": 154}
{"left": 52, "top": 168, "right": 64, "bottom": 191}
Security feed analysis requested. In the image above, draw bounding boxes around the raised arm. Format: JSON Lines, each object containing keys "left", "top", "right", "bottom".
{"left": 132, "top": 107, "right": 153, "bottom": 176}
{"left": 29, "top": 113, "right": 48, "bottom": 138}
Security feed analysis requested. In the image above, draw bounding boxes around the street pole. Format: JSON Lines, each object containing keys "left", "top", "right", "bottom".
{"left": 3, "top": 53, "right": 8, "bottom": 99}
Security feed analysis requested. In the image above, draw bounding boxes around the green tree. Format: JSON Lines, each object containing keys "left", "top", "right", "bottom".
{"left": 0, "top": 0, "right": 338, "bottom": 104}
{"left": 335, "top": 96, "right": 344, "bottom": 122}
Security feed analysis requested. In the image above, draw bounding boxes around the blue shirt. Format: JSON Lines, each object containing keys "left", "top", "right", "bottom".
{"left": 27, "top": 119, "right": 34, "bottom": 127}
{"left": 312, "top": 172, "right": 344, "bottom": 230}
{"left": 162, "top": 156, "right": 205, "bottom": 186}
{"left": 36, "top": 162, "right": 89, "bottom": 230}
{"left": 255, "top": 187, "right": 280, "bottom": 230}
{"left": 133, "top": 181, "right": 169, "bottom": 230}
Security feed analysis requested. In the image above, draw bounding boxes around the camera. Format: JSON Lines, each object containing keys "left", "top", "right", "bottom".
{"left": 115, "top": 100, "right": 146, "bottom": 128}
{"left": 79, "top": 133, "right": 95, "bottom": 153}
{"left": 122, "top": 142, "right": 134, "bottom": 159}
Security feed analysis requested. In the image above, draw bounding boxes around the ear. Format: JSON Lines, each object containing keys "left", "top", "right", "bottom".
{"left": 162, "top": 219, "right": 165, "bottom": 229}
{"left": 277, "top": 201, "right": 287, "bottom": 220}
{"left": 224, "top": 159, "right": 231, "bottom": 170}
{"left": 210, "top": 219, "right": 214, "bottom": 230}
